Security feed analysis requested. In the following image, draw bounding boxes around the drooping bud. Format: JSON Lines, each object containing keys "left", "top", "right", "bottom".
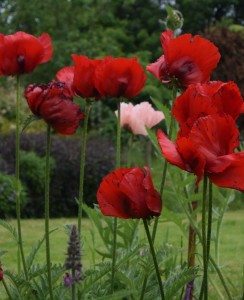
{"left": 165, "top": 5, "right": 184, "bottom": 31}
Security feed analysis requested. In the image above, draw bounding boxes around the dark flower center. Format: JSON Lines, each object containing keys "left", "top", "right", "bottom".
{"left": 17, "top": 55, "right": 25, "bottom": 73}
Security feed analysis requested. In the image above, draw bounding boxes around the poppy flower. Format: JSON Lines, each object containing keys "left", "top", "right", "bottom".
{"left": 157, "top": 114, "right": 244, "bottom": 191}
{"left": 72, "top": 55, "right": 102, "bottom": 98}
{"left": 94, "top": 57, "right": 146, "bottom": 98}
{"left": 0, "top": 31, "right": 53, "bottom": 75}
{"left": 115, "top": 101, "right": 164, "bottom": 136}
{"left": 97, "top": 167, "right": 162, "bottom": 219}
{"left": 147, "top": 30, "right": 220, "bottom": 88}
{"left": 172, "top": 81, "right": 243, "bottom": 136}
{"left": 25, "top": 81, "right": 84, "bottom": 135}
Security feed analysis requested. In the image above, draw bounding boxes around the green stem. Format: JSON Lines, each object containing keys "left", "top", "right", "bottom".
{"left": 116, "top": 101, "right": 121, "bottom": 168}
{"left": 200, "top": 176, "right": 208, "bottom": 300}
{"left": 15, "top": 75, "right": 28, "bottom": 279}
{"left": 78, "top": 101, "right": 92, "bottom": 235}
{"left": 111, "top": 100, "right": 121, "bottom": 292}
{"left": 207, "top": 182, "right": 213, "bottom": 264}
{"left": 151, "top": 107, "right": 175, "bottom": 242}
{"left": 140, "top": 88, "right": 177, "bottom": 299}
{"left": 2, "top": 279, "right": 13, "bottom": 300}
{"left": 175, "top": 184, "right": 232, "bottom": 299}
{"left": 143, "top": 219, "right": 165, "bottom": 300}
{"left": 72, "top": 268, "right": 76, "bottom": 300}
{"left": 45, "top": 125, "right": 53, "bottom": 300}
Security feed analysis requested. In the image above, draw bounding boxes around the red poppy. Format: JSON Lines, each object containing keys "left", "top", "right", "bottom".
{"left": 147, "top": 30, "right": 220, "bottom": 88}
{"left": 0, "top": 31, "right": 53, "bottom": 75}
{"left": 173, "top": 81, "right": 243, "bottom": 136}
{"left": 71, "top": 55, "right": 102, "bottom": 98}
{"left": 157, "top": 114, "right": 244, "bottom": 191}
{"left": 56, "top": 66, "right": 74, "bottom": 95}
{"left": 0, "top": 267, "right": 3, "bottom": 281}
{"left": 97, "top": 167, "right": 162, "bottom": 219}
{"left": 25, "top": 82, "right": 84, "bottom": 135}
{"left": 94, "top": 57, "right": 146, "bottom": 98}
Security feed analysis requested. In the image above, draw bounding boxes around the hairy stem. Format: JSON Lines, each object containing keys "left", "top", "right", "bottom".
{"left": 2, "top": 279, "right": 13, "bottom": 300}
{"left": 143, "top": 220, "right": 165, "bottom": 300}
{"left": 140, "top": 88, "right": 177, "bottom": 299}
{"left": 45, "top": 125, "right": 53, "bottom": 300}
{"left": 78, "top": 101, "right": 92, "bottom": 235}
{"left": 111, "top": 100, "right": 121, "bottom": 292}
{"left": 199, "top": 176, "right": 208, "bottom": 300}
{"left": 15, "top": 75, "right": 28, "bottom": 279}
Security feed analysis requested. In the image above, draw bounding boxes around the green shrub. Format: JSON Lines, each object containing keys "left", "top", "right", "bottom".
{"left": 20, "top": 151, "right": 55, "bottom": 194}
{"left": 0, "top": 172, "right": 27, "bottom": 218}
{"left": 19, "top": 151, "right": 55, "bottom": 218}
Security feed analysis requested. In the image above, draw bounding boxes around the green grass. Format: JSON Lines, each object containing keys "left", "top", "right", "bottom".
{"left": 0, "top": 211, "right": 243, "bottom": 298}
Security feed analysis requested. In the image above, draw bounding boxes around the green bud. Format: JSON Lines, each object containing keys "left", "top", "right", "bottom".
{"left": 165, "top": 5, "right": 184, "bottom": 31}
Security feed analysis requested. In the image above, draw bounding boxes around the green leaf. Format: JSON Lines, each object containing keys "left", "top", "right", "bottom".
{"left": 146, "top": 128, "right": 162, "bottom": 155}
{"left": 21, "top": 115, "right": 40, "bottom": 133}
{"left": 151, "top": 97, "right": 171, "bottom": 126}
{"left": 0, "top": 219, "right": 18, "bottom": 242}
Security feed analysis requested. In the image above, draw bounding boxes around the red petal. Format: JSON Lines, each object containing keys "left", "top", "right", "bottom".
{"left": 157, "top": 130, "right": 185, "bottom": 170}
{"left": 160, "top": 30, "right": 174, "bottom": 50}
{"left": 72, "top": 54, "right": 101, "bottom": 98}
{"left": 119, "top": 167, "right": 161, "bottom": 218}
{"left": 209, "top": 153, "right": 244, "bottom": 191}
{"left": 56, "top": 66, "right": 74, "bottom": 95}
{"left": 165, "top": 34, "right": 220, "bottom": 86}
{"left": 172, "top": 84, "right": 216, "bottom": 136}
{"left": 146, "top": 55, "right": 166, "bottom": 81}
{"left": 95, "top": 57, "right": 146, "bottom": 98}
{"left": 38, "top": 33, "right": 53, "bottom": 63}
{"left": 96, "top": 168, "right": 134, "bottom": 218}
{"left": 189, "top": 114, "right": 239, "bottom": 158}
{"left": 176, "top": 137, "right": 206, "bottom": 184}
{"left": 142, "top": 167, "right": 162, "bottom": 214}
{"left": 211, "top": 81, "right": 243, "bottom": 120}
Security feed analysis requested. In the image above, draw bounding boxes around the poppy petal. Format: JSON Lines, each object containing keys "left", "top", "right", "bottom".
{"left": 157, "top": 129, "right": 185, "bottom": 170}
{"left": 209, "top": 153, "right": 244, "bottom": 191}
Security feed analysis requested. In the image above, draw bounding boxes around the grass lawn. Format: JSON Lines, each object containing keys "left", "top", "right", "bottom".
{"left": 0, "top": 210, "right": 243, "bottom": 299}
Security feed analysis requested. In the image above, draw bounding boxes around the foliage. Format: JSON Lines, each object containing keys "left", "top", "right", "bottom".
{"left": 0, "top": 132, "right": 114, "bottom": 217}
{"left": 175, "top": 0, "right": 243, "bottom": 33}
{"left": 204, "top": 25, "right": 244, "bottom": 94}
{"left": 0, "top": 172, "right": 27, "bottom": 218}
{"left": 19, "top": 151, "right": 55, "bottom": 218}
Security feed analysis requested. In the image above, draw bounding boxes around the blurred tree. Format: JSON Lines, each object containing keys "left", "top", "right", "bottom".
{"left": 0, "top": 0, "right": 164, "bottom": 83}
{"left": 175, "top": 0, "right": 243, "bottom": 33}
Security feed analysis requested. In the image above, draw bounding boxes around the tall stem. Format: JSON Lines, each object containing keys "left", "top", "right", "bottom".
{"left": 200, "top": 176, "right": 208, "bottom": 300}
{"left": 116, "top": 101, "right": 121, "bottom": 168}
{"left": 15, "top": 75, "right": 28, "bottom": 279}
{"left": 184, "top": 185, "right": 198, "bottom": 300}
{"left": 2, "top": 279, "right": 13, "bottom": 300}
{"left": 140, "top": 88, "right": 177, "bottom": 300}
{"left": 176, "top": 188, "right": 232, "bottom": 299}
{"left": 78, "top": 101, "right": 92, "bottom": 235}
{"left": 143, "top": 220, "right": 165, "bottom": 300}
{"left": 111, "top": 100, "right": 121, "bottom": 292}
{"left": 45, "top": 125, "right": 53, "bottom": 300}
{"left": 72, "top": 268, "right": 76, "bottom": 300}
{"left": 206, "top": 182, "right": 213, "bottom": 264}
{"left": 151, "top": 89, "right": 175, "bottom": 242}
